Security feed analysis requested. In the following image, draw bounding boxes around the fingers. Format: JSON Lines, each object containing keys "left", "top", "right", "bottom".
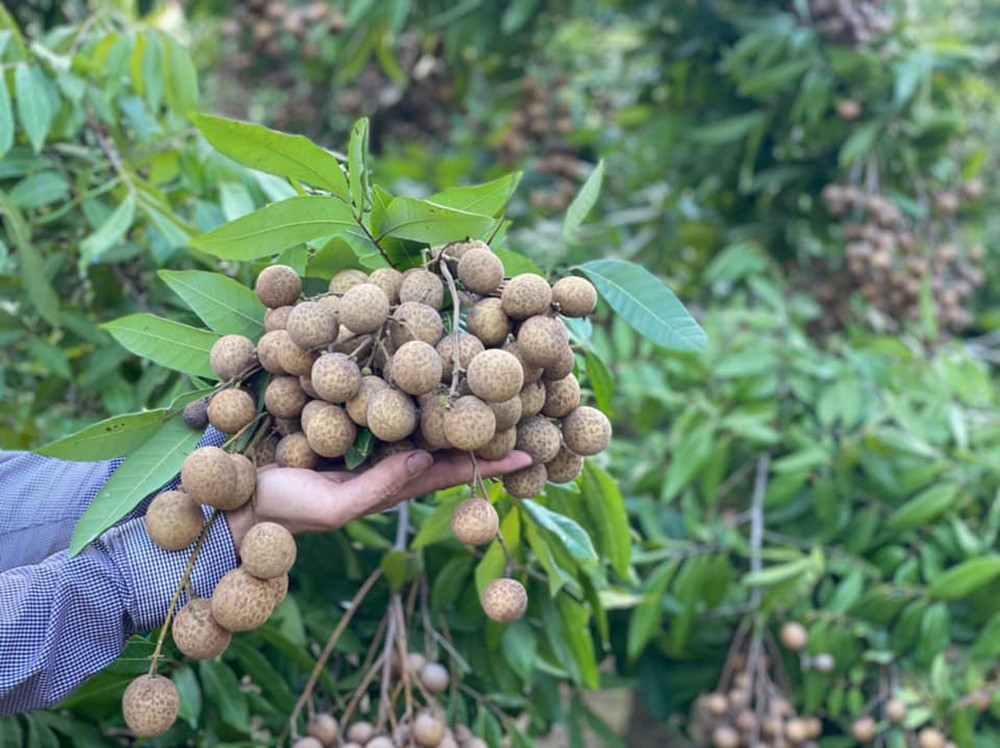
{"left": 389, "top": 450, "right": 533, "bottom": 502}
{"left": 337, "top": 450, "right": 435, "bottom": 520}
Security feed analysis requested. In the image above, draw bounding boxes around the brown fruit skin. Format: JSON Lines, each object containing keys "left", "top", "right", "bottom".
{"left": 300, "top": 400, "right": 331, "bottom": 432}
{"left": 400, "top": 268, "right": 445, "bottom": 309}
{"left": 211, "top": 567, "right": 274, "bottom": 632}
{"left": 346, "top": 721, "right": 376, "bottom": 744}
{"left": 780, "top": 621, "right": 808, "bottom": 651}
{"left": 712, "top": 726, "right": 740, "bottom": 748}
{"left": 257, "top": 330, "right": 288, "bottom": 373}
{"left": 501, "top": 274, "right": 552, "bottom": 319}
{"left": 183, "top": 399, "right": 209, "bottom": 430}
{"left": 451, "top": 498, "right": 499, "bottom": 546}
{"left": 226, "top": 453, "right": 256, "bottom": 509}
{"left": 467, "top": 298, "right": 512, "bottom": 347}
{"left": 551, "top": 276, "right": 597, "bottom": 317}
{"left": 457, "top": 246, "right": 504, "bottom": 294}
{"left": 503, "top": 463, "right": 547, "bottom": 498}
{"left": 516, "top": 416, "right": 562, "bottom": 464}
{"left": 851, "top": 717, "right": 877, "bottom": 743}
{"left": 519, "top": 381, "right": 546, "bottom": 418}
{"left": 437, "top": 331, "right": 485, "bottom": 382}
{"left": 307, "top": 713, "right": 339, "bottom": 746}
{"left": 287, "top": 301, "right": 339, "bottom": 350}
{"left": 265, "top": 375, "right": 308, "bottom": 419}
{"left": 412, "top": 711, "right": 446, "bottom": 747}
{"left": 367, "top": 388, "right": 418, "bottom": 442}
{"left": 542, "top": 374, "right": 580, "bottom": 418}
{"left": 278, "top": 335, "right": 320, "bottom": 376}
{"left": 347, "top": 375, "right": 389, "bottom": 427}
{"left": 340, "top": 283, "right": 390, "bottom": 334}
{"left": 444, "top": 396, "right": 497, "bottom": 451}
{"left": 516, "top": 315, "right": 568, "bottom": 369}
{"left": 418, "top": 662, "right": 450, "bottom": 694}
{"left": 328, "top": 268, "right": 368, "bottom": 295}
{"left": 482, "top": 578, "right": 528, "bottom": 623}
{"left": 293, "top": 739, "right": 324, "bottom": 748}
{"left": 208, "top": 388, "right": 256, "bottom": 434}
{"left": 419, "top": 395, "right": 452, "bottom": 450}
{"left": 122, "top": 674, "right": 180, "bottom": 738}
{"left": 502, "top": 340, "right": 543, "bottom": 384}
{"left": 312, "top": 352, "right": 362, "bottom": 403}
{"left": 256, "top": 265, "right": 302, "bottom": 308}
{"left": 545, "top": 445, "right": 584, "bottom": 483}
{"left": 561, "top": 406, "right": 612, "bottom": 456}
{"left": 467, "top": 349, "right": 524, "bottom": 403}
{"left": 785, "top": 718, "right": 809, "bottom": 744}
{"left": 305, "top": 404, "right": 357, "bottom": 458}
{"left": 263, "top": 304, "right": 293, "bottom": 332}
{"left": 181, "top": 447, "right": 237, "bottom": 508}
{"left": 210, "top": 334, "right": 258, "bottom": 380}
{"left": 392, "top": 341, "right": 443, "bottom": 396}
{"left": 490, "top": 396, "right": 523, "bottom": 431}
{"left": 884, "top": 697, "right": 907, "bottom": 724}
{"left": 241, "top": 521, "right": 297, "bottom": 579}
{"left": 918, "top": 728, "right": 946, "bottom": 748}
{"left": 172, "top": 598, "right": 232, "bottom": 659}
{"left": 146, "top": 490, "right": 203, "bottom": 551}
{"left": 249, "top": 434, "right": 279, "bottom": 466}
{"left": 476, "top": 426, "right": 516, "bottom": 460}
{"left": 542, "top": 344, "right": 576, "bottom": 381}
{"left": 369, "top": 267, "right": 404, "bottom": 304}
{"left": 276, "top": 432, "right": 319, "bottom": 469}
{"left": 390, "top": 301, "right": 445, "bottom": 348}
{"left": 267, "top": 573, "right": 289, "bottom": 606}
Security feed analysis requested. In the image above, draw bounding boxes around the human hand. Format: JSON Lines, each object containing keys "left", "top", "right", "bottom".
{"left": 225, "top": 449, "right": 532, "bottom": 548}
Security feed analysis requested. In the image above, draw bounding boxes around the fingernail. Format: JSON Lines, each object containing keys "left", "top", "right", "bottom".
{"left": 406, "top": 451, "right": 433, "bottom": 475}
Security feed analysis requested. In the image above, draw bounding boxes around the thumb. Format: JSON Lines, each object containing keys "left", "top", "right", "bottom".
{"left": 343, "top": 450, "right": 434, "bottom": 516}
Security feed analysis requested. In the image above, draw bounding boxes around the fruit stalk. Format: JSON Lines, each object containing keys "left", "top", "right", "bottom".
{"left": 439, "top": 260, "right": 463, "bottom": 397}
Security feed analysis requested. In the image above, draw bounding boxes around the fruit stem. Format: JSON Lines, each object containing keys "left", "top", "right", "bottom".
{"left": 439, "top": 261, "right": 464, "bottom": 398}
{"left": 222, "top": 411, "right": 267, "bottom": 450}
{"left": 147, "top": 510, "right": 221, "bottom": 676}
{"left": 495, "top": 531, "right": 514, "bottom": 577}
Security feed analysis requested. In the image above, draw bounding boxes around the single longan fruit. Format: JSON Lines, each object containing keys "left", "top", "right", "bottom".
{"left": 785, "top": 718, "right": 809, "bottom": 744}
{"left": 504, "top": 463, "right": 547, "bottom": 498}
{"left": 502, "top": 340, "right": 543, "bottom": 384}
{"left": 172, "top": 598, "right": 232, "bottom": 659}
{"left": 482, "top": 578, "right": 528, "bottom": 623}
{"left": 812, "top": 652, "right": 835, "bottom": 673}
{"left": 734, "top": 709, "right": 756, "bottom": 732}
{"left": 276, "top": 432, "right": 319, "bottom": 469}
{"left": 346, "top": 375, "right": 388, "bottom": 427}
{"left": 542, "top": 344, "right": 576, "bottom": 381}
{"left": 241, "top": 521, "right": 297, "bottom": 579}
{"left": 490, "top": 396, "right": 522, "bottom": 431}
{"left": 516, "top": 315, "right": 568, "bottom": 369}
{"left": 227, "top": 453, "right": 256, "bottom": 508}
{"left": 146, "top": 490, "right": 203, "bottom": 551}
{"left": 340, "top": 283, "right": 390, "bottom": 334}
{"left": 390, "top": 301, "right": 445, "bottom": 348}
{"left": 884, "top": 697, "right": 907, "bottom": 724}
{"left": 293, "top": 739, "right": 323, "bottom": 748}
{"left": 257, "top": 330, "right": 288, "bottom": 373}
{"left": 278, "top": 335, "right": 320, "bottom": 376}
{"left": 458, "top": 246, "right": 504, "bottom": 294}
{"left": 263, "top": 304, "right": 293, "bottom": 332}
{"left": 918, "top": 728, "right": 946, "bottom": 748}
{"left": 545, "top": 445, "right": 584, "bottom": 483}
{"left": 444, "top": 396, "right": 496, "bottom": 451}
{"left": 392, "top": 341, "right": 443, "bottom": 396}
{"left": 711, "top": 726, "right": 739, "bottom": 748}
{"left": 501, "top": 274, "right": 552, "bottom": 319}
{"left": 704, "top": 693, "right": 729, "bottom": 716}
{"left": 208, "top": 388, "right": 256, "bottom": 434}
{"left": 412, "top": 711, "right": 446, "bottom": 747}
{"left": 542, "top": 374, "right": 580, "bottom": 418}
{"left": 516, "top": 416, "right": 561, "bottom": 464}
{"left": 346, "top": 721, "right": 376, "bottom": 744}
{"left": 367, "top": 388, "right": 418, "bottom": 441}
{"left": 122, "top": 674, "right": 180, "bottom": 738}
{"left": 287, "top": 301, "right": 339, "bottom": 350}
{"left": 519, "top": 381, "right": 546, "bottom": 418}
{"left": 551, "top": 276, "right": 597, "bottom": 317}
{"left": 181, "top": 446, "right": 237, "bottom": 508}
{"left": 307, "top": 712, "right": 339, "bottom": 745}
{"left": 267, "top": 573, "right": 289, "bottom": 606}
{"left": 851, "top": 717, "right": 877, "bottom": 743}
{"left": 300, "top": 376, "right": 319, "bottom": 399}
{"left": 264, "top": 375, "right": 307, "bottom": 419}
{"left": 561, "top": 406, "right": 611, "bottom": 456}
{"left": 328, "top": 268, "right": 368, "bottom": 295}
{"left": 418, "top": 662, "right": 450, "bottom": 694}
{"left": 476, "top": 426, "right": 516, "bottom": 461}
{"left": 366, "top": 739, "right": 394, "bottom": 748}
{"left": 210, "top": 334, "right": 258, "bottom": 381}
{"left": 400, "top": 269, "right": 445, "bottom": 309}
{"left": 451, "top": 498, "right": 499, "bottom": 546}
{"left": 466, "top": 298, "right": 512, "bottom": 347}
{"left": 312, "top": 352, "right": 362, "bottom": 402}
{"left": 419, "top": 395, "right": 452, "bottom": 450}
{"left": 211, "top": 567, "right": 274, "bottom": 631}
{"left": 466, "top": 349, "right": 524, "bottom": 403}
{"left": 183, "top": 399, "right": 209, "bottom": 430}
{"left": 305, "top": 404, "right": 357, "bottom": 458}
{"left": 437, "top": 331, "right": 485, "bottom": 381}
{"left": 369, "top": 267, "right": 404, "bottom": 304}
{"left": 256, "top": 265, "right": 301, "bottom": 308}
{"left": 274, "top": 416, "right": 302, "bottom": 436}
{"left": 249, "top": 434, "right": 278, "bottom": 466}
{"left": 780, "top": 621, "right": 808, "bottom": 651}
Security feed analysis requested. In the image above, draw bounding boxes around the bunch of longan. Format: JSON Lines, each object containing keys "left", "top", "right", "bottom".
{"left": 798, "top": 0, "right": 893, "bottom": 46}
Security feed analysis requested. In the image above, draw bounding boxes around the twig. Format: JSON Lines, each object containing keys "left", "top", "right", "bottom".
{"left": 745, "top": 454, "right": 771, "bottom": 747}
{"left": 439, "top": 262, "right": 464, "bottom": 397}
{"left": 339, "top": 650, "right": 389, "bottom": 731}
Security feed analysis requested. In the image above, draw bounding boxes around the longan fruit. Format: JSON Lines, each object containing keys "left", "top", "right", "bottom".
{"left": 812, "top": 652, "right": 835, "bottom": 673}
{"left": 438, "top": 239, "right": 475, "bottom": 272}
{"left": 257, "top": 330, "right": 288, "bottom": 373}
{"left": 307, "top": 713, "right": 339, "bottom": 745}
{"left": 918, "top": 728, "right": 946, "bottom": 748}
{"left": 366, "top": 740, "right": 393, "bottom": 748}
{"left": 121, "top": 674, "right": 180, "bottom": 737}
{"left": 502, "top": 340, "right": 543, "bottom": 384}
{"left": 457, "top": 246, "right": 504, "bottom": 294}
{"left": 516, "top": 416, "right": 561, "bottom": 464}
{"left": 305, "top": 403, "right": 357, "bottom": 458}
{"left": 412, "top": 711, "right": 446, "bottom": 747}
{"left": 390, "top": 301, "right": 444, "bottom": 348}
{"left": 400, "top": 268, "right": 445, "bottom": 309}
{"left": 367, "top": 388, "right": 418, "bottom": 442}
{"left": 241, "top": 521, "right": 297, "bottom": 579}
{"left": 300, "top": 399, "right": 330, "bottom": 432}
{"left": 249, "top": 433, "right": 278, "bottom": 466}
{"left": 211, "top": 567, "right": 274, "bottom": 631}
{"left": 437, "top": 331, "right": 485, "bottom": 382}
{"left": 346, "top": 721, "right": 376, "bottom": 744}
{"left": 851, "top": 717, "right": 876, "bottom": 743}
{"left": 264, "top": 304, "right": 293, "bottom": 332}
{"left": 542, "top": 343, "right": 576, "bottom": 381}
{"left": 785, "top": 718, "right": 809, "bottom": 744}
{"left": 293, "top": 739, "right": 323, "bottom": 748}
{"left": 552, "top": 276, "right": 597, "bottom": 317}
{"left": 444, "top": 395, "right": 496, "bottom": 451}
{"left": 542, "top": 374, "right": 580, "bottom": 418}
{"left": 146, "top": 490, "right": 203, "bottom": 551}
{"left": 451, "top": 498, "right": 499, "bottom": 546}
{"left": 340, "top": 283, "right": 390, "bottom": 334}
{"left": 208, "top": 388, "right": 256, "bottom": 434}
{"left": 300, "top": 376, "right": 319, "bottom": 400}
{"left": 256, "top": 265, "right": 301, "bottom": 308}
{"left": 210, "top": 334, "right": 258, "bottom": 381}
{"left": 503, "top": 463, "right": 547, "bottom": 498}
{"left": 711, "top": 726, "right": 739, "bottom": 748}
{"left": 704, "top": 693, "right": 729, "bottom": 716}
{"left": 266, "top": 573, "right": 289, "bottom": 607}
{"left": 489, "top": 396, "right": 522, "bottom": 431}
{"left": 884, "top": 697, "right": 907, "bottom": 724}
{"left": 181, "top": 446, "right": 237, "bottom": 508}
{"left": 467, "top": 298, "right": 512, "bottom": 347}
{"left": 501, "top": 274, "right": 552, "bottom": 319}
{"left": 392, "top": 341, "right": 443, "bottom": 395}
{"left": 419, "top": 395, "right": 452, "bottom": 450}
{"left": 346, "top": 375, "right": 389, "bottom": 427}
{"left": 328, "top": 268, "right": 368, "bottom": 295}
{"left": 264, "top": 375, "right": 307, "bottom": 419}
{"left": 516, "top": 315, "right": 568, "bottom": 369}
{"left": 482, "top": 578, "right": 528, "bottom": 622}
{"left": 780, "top": 621, "right": 808, "bottom": 651}
{"left": 418, "top": 662, "right": 450, "bottom": 694}
{"left": 476, "top": 426, "right": 516, "bottom": 460}
{"left": 183, "top": 399, "right": 209, "bottom": 430}
{"left": 561, "top": 406, "right": 611, "bottom": 456}
{"left": 276, "top": 432, "right": 319, "bottom": 469}
{"left": 519, "top": 381, "right": 546, "bottom": 418}
{"left": 466, "top": 349, "right": 524, "bottom": 403}
{"left": 369, "top": 267, "right": 404, "bottom": 303}
{"left": 545, "top": 445, "right": 583, "bottom": 483}
{"left": 287, "top": 301, "right": 339, "bottom": 350}
{"left": 278, "top": 335, "right": 320, "bottom": 376}
{"left": 172, "top": 598, "right": 232, "bottom": 659}
{"left": 312, "top": 352, "right": 362, "bottom": 402}
{"left": 734, "top": 709, "right": 756, "bottom": 732}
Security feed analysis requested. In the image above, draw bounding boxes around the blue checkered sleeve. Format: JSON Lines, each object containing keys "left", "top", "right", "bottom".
{"left": 0, "top": 428, "right": 239, "bottom": 714}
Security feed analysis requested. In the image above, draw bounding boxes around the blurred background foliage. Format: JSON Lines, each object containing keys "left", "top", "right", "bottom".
{"left": 2, "top": 0, "right": 1000, "bottom": 745}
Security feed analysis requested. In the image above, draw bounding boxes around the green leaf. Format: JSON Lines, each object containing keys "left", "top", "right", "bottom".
{"left": 199, "top": 660, "right": 250, "bottom": 732}
{"left": 0, "top": 194, "right": 60, "bottom": 327}
{"left": 165, "top": 38, "right": 199, "bottom": 114}
{"left": 431, "top": 555, "right": 474, "bottom": 612}
{"left": 412, "top": 495, "right": 464, "bottom": 549}
{"left": 8, "top": 172, "right": 69, "bottom": 210}
{"left": 430, "top": 173, "right": 522, "bottom": 217}
{"left": 494, "top": 248, "right": 544, "bottom": 276}
{"left": 37, "top": 410, "right": 174, "bottom": 461}
{"left": 80, "top": 194, "right": 136, "bottom": 265}
{"left": 25, "top": 338, "right": 70, "bottom": 379}
{"left": 839, "top": 120, "right": 882, "bottom": 168}
{"left": 103, "top": 314, "right": 220, "bottom": 378}
{"left": 578, "top": 259, "right": 706, "bottom": 352}
{"left": 691, "top": 111, "right": 768, "bottom": 145}
{"left": 744, "top": 557, "right": 813, "bottom": 587}
{"left": 348, "top": 117, "right": 369, "bottom": 214}
{"left": 172, "top": 665, "right": 202, "bottom": 729}
{"left": 929, "top": 556, "right": 1000, "bottom": 600}
{"left": 521, "top": 499, "right": 597, "bottom": 562}
{"left": 558, "top": 595, "right": 599, "bottom": 688}
{"left": 502, "top": 621, "right": 537, "bottom": 681}
{"left": 580, "top": 463, "right": 631, "bottom": 577}
{"left": 380, "top": 197, "right": 495, "bottom": 244}
{"left": 475, "top": 511, "right": 519, "bottom": 596}
{"left": 141, "top": 31, "right": 165, "bottom": 112}
{"left": 14, "top": 64, "right": 52, "bottom": 152}
{"left": 627, "top": 560, "right": 677, "bottom": 662}
{"left": 69, "top": 416, "right": 203, "bottom": 555}
{"left": 584, "top": 351, "right": 614, "bottom": 415}
{"left": 191, "top": 196, "right": 356, "bottom": 260}
{"left": 562, "top": 160, "right": 604, "bottom": 241}
{"left": 0, "top": 71, "right": 13, "bottom": 158}
{"left": 159, "top": 270, "right": 265, "bottom": 338}
{"left": 886, "top": 482, "right": 960, "bottom": 532}
{"left": 193, "top": 114, "right": 349, "bottom": 200}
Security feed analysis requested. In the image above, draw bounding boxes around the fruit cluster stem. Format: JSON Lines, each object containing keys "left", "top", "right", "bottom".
{"left": 439, "top": 261, "right": 463, "bottom": 398}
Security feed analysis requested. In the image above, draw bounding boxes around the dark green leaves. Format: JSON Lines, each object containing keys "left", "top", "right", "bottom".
{"left": 102, "top": 314, "right": 220, "bottom": 378}
{"left": 159, "top": 270, "right": 265, "bottom": 337}
{"left": 929, "top": 556, "right": 1000, "bottom": 600}
{"left": 348, "top": 117, "right": 369, "bottom": 213}
{"left": 431, "top": 173, "right": 522, "bottom": 216}
{"left": 37, "top": 411, "right": 172, "bottom": 461}
{"left": 580, "top": 463, "right": 632, "bottom": 577}
{"left": 562, "top": 160, "right": 604, "bottom": 241}
{"left": 0, "top": 71, "right": 13, "bottom": 158}
{"left": 886, "top": 482, "right": 960, "bottom": 532}
{"left": 521, "top": 499, "right": 597, "bottom": 562}
{"left": 379, "top": 197, "right": 496, "bottom": 244}
{"left": 14, "top": 64, "right": 52, "bottom": 152}
{"left": 80, "top": 194, "right": 136, "bottom": 265}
